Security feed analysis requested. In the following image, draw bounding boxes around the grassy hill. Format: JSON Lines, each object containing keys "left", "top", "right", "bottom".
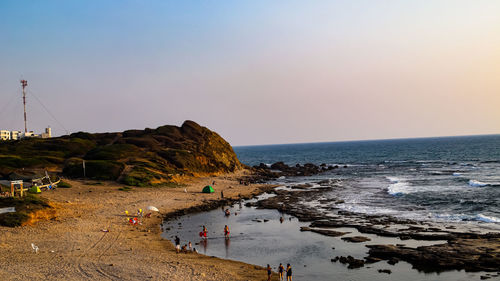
{"left": 0, "top": 121, "right": 242, "bottom": 186}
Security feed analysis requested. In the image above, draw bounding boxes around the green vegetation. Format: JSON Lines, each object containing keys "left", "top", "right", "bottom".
{"left": 0, "top": 195, "right": 51, "bottom": 227}
{"left": 84, "top": 181, "right": 103, "bottom": 186}
{"left": 0, "top": 120, "right": 242, "bottom": 187}
{"left": 57, "top": 181, "right": 72, "bottom": 188}
{"left": 118, "top": 186, "right": 133, "bottom": 192}
{"left": 63, "top": 160, "right": 124, "bottom": 180}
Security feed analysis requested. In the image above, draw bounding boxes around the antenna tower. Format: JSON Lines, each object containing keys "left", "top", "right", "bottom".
{"left": 20, "top": 79, "right": 28, "bottom": 133}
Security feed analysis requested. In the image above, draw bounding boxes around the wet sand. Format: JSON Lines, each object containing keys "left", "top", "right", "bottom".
{"left": 0, "top": 170, "right": 280, "bottom": 281}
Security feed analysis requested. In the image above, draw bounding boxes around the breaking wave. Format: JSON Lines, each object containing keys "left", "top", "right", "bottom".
{"left": 468, "top": 180, "right": 488, "bottom": 187}
{"left": 386, "top": 176, "right": 411, "bottom": 196}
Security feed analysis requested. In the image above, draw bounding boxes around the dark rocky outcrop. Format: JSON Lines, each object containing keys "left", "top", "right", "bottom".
{"left": 367, "top": 239, "right": 500, "bottom": 272}
{"left": 300, "top": 227, "right": 349, "bottom": 237}
{"left": 0, "top": 121, "right": 242, "bottom": 186}
{"left": 341, "top": 236, "right": 371, "bottom": 243}
{"left": 250, "top": 161, "right": 341, "bottom": 182}
{"left": 331, "top": 256, "right": 366, "bottom": 269}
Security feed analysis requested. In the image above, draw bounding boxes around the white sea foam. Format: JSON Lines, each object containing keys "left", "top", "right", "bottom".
{"left": 476, "top": 214, "right": 500, "bottom": 223}
{"left": 386, "top": 176, "right": 411, "bottom": 196}
{"left": 337, "top": 203, "right": 400, "bottom": 216}
{"left": 432, "top": 213, "right": 500, "bottom": 224}
{"left": 468, "top": 180, "right": 488, "bottom": 187}
{"left": 452, "top": 172, "right": 461, "bottom": 176}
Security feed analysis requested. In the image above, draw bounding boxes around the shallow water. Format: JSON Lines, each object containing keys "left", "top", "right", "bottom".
{"left": 162, "top": 198, "right": 490, "bottom": 281}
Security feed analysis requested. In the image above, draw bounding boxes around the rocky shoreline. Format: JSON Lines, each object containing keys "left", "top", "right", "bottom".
{"left": 245, "top": 181, "right": 500, "bottom": 274}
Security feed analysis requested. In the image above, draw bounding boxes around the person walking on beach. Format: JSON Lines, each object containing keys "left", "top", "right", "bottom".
{"left": 267, "top": 264, "right": 272, "bottom": 281}
{"left": 278, "top": 263, "right": 285, "bottom": 281}
{"left": 286, "top": 264, "right": 292, "bottom": 281}
{"left": 174, "top": 236, "right": 180, "bottom": 253}
{"left": 224, "top": 225, "right": 230, "bottom": 239}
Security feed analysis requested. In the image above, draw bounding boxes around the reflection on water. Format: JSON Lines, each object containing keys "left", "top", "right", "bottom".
{"left": 162, "top": 199, "right": 486, "bottom": 281}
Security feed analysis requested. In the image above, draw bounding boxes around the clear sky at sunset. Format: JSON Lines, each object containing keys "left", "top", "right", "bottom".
{"left": 1, "top": 1, "right": 499, "bottom": 145}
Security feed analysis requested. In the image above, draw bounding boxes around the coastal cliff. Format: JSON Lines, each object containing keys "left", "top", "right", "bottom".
{"left": 0, "top": 121, "right": 242, "bottom": 186}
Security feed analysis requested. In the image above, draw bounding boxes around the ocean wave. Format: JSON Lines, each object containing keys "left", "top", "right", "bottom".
{"left": 386, "top": 176, "right": 411, "bottom": 196}
{"left": 468, "top": 180, "right": 488, "bottom": 187}
{"left": 476, "top": 214, "right": 500, "bottom": 223}
{"left": 432, "top": 213, "right": 500, "bottom": 224}
{"left": 337, "top": 203, "right": 400, "bottom": 216}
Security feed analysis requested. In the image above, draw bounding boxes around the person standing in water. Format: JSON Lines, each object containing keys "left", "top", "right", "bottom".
{"left": 278, "top": 263, "right": 285, "bottom": 281}
{"left": 201, "top": 225, "right": 208, "bottom": 239}
{"left": 267, "top": 264, "right": 272, "bottom": 281}
{"left": 286, "top": 264, "right": 292, "bottom": 281}
{"left": 224, "top": 225, "right": 230, "bottom": 239}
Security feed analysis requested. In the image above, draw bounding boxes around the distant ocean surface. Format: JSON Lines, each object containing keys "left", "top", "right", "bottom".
{"left": 234, "top": 135, "right": 500, "bottom": 228}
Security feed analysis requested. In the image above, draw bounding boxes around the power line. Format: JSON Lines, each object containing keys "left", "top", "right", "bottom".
{"left": 27, "top": 89, "right": 69, "bottom": 135}
{"left": 0, "top": 91, "right": 20, "bottom": 120}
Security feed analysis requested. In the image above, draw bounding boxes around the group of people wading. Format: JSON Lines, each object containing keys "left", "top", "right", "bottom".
{"left": 198, "top": 224, "right": 230, "bottom": 240}
{"left": 174, "top": 205, "right": 294, "bottom": 280}
{"left": 268, "top": 263, "right": 292, "bottom": 281}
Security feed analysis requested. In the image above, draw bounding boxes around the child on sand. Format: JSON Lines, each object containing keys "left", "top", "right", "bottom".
{"left": 267, "top": 264, "right": 272, "bottom": 281}
{"left": 188, "top": 241, "right": 192, "bottom": 251}
{"left": 174, "top": 236, "right": 180, "bottom": 253}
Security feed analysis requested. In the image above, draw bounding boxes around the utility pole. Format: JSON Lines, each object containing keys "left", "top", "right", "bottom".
{"left": 20, "top": 80, "right": 28, "bottom": 133}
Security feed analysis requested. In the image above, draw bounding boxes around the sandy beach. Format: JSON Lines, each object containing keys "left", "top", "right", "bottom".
{"left": 0, "top": 170, "right": 280, "bottom": 281}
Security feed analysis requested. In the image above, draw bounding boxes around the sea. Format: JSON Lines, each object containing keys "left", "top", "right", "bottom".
{"left": 234, "top": 134, "right": 500, "bottom": 229}
{"left": 163, "top": 135, "right": 500, "bottom": 280}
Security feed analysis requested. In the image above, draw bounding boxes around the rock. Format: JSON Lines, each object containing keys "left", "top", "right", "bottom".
{"left": 337, "top": 255, "right": 365, "bottom": 269}
{"left": 364, "top": 257, "right": 382, "bottom": 264}
{"left": 270, "top": 162, "right": 290, "bottom": 170}
{"left": 387, "top": 258, "right": 399, "bottom": 265}
{"left": 378, "top": 269, "right": 391, "bottom": 274}
{"left": 367, "top": 239, "right": 500, "bottom": 272}
{"left": 309, "top": 229, "right": 349, "bottom": 237}
{"left": 341, "top": 236, "right": 371, "bottom": 243}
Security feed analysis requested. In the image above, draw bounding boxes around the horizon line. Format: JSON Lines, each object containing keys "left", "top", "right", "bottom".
{"left": 233, "top": 133, "right": 500, "bottom": 148}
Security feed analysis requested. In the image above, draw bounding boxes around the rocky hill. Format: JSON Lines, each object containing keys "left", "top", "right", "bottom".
{"left": 0, "top": 121, "right": 242, "bottom": 186}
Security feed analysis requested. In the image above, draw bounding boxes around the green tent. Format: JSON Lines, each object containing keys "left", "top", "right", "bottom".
{"left": 29, "top": 185, "right": 41, "bottom": 194}
{"left": 202, "top": 185, "right": 214, "bottom": 193}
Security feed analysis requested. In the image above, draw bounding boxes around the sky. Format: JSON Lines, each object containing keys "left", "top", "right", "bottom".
{"left": 0, "top": 1, "right": 499, "bottom": 146}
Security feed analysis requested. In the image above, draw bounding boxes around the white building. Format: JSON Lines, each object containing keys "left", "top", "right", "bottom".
{"left": 10, "top": 131, "right": 20, "bottom": 140}
{"left": 0, "top": 127, "right": 51, "bottom": 141}
{"left": 41, "top": 127, "right": 51, "bottom": 138}
{"left": 0, "top": 130, "right": 10, "bottom": 140}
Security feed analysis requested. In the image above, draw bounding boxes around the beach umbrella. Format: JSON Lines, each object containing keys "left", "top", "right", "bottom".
{"left": 147, "top": 206, "right": 159, "bottom": 212}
